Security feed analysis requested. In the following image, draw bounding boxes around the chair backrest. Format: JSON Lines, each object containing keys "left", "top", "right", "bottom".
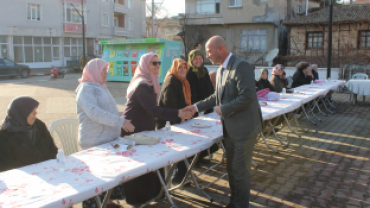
{"left": 49, "top": 118, "right": 79, "bottom": 156}
{"left": 352, "top": 73, "right": 368, "bottom": 80}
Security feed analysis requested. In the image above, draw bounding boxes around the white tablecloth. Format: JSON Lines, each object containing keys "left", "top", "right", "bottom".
{"left": 0, "top": 81, "right": 345, "bottom": 208}
{"left": 345, "top": 80, "right": 370, "bottom": 96}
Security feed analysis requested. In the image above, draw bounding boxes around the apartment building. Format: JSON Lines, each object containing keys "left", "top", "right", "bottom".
{"left": 0, "top": 0, "right": 146, "bottom": 68}
{"left": 180, "top": 0, "right": 320, "bottom": 64}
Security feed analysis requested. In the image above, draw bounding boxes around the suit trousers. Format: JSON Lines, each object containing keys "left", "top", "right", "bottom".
{"left": 223, "top": 122, "right": 258, "bottom": 208}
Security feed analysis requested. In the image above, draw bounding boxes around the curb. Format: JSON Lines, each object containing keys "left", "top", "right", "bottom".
{"left": 29, "top": 73, "right": 51, "bottom": 77}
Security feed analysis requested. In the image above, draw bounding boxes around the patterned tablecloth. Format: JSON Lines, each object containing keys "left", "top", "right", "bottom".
{"left": 0, "top": 81, "right": 345, "bottom": 208}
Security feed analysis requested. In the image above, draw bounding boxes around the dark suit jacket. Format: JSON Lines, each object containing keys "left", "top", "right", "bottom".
{"left": 292, "top": 70, "right": 313, "bottom": 88}
{"left": 195, "top": 55, "right": 263, "bottom": 142}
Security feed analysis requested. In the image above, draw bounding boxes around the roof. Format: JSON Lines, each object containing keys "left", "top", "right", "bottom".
{"left": 283, "top": 4, "right": 370, "bottom": 26}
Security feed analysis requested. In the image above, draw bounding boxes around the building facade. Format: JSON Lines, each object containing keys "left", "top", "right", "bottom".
{"left": 283, "top": 4, "right": 370, "bottom": 68}
{"left": 180, "top": 0, "right": 320, "bottom": 65}
{"left": 0, "top": 0, "right": 146, "bottom": 68}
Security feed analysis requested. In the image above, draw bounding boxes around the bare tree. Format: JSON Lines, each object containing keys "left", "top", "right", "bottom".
{"left": 146, "top": 0, "right": 169, "bottom": 38}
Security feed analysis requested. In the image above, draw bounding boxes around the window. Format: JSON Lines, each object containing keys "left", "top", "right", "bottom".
{"left": 359, "top": 30, "right": 370, "bottom": 49}
{"left": 128, "top": 0, "right": 132, "bottom": 8}
{"left": 11, "top": 36, "right": 58, "bottom": 63}
{"left": 0, "top": 36, "right": 8, "bottom": 58}
{"left": 64, "top": 3, "right": 86, "bottom": 24}
{"left": 298, "top": 5, "right": 302, "bottom": 13}
{"left": 306, "top": 32, "right": 323, "bottom": 49}
{"left": 196, "top": 0, "right": 220, "bottom": 14}
{"left": 241, "top": 30, "right": 267, "bottom": 51}
{"left": 27, "top": 3, "right": 41, "bottom": 21}
{"left": 165, "top": 29, "right": 170, "bottom": 36}
{"left": 229, "top": 0, "right": 242, "bottom": 7}
{"left": 64, "top": 37, "right": 84, "bottom": 58}
{"left": 129, "top": 18, "right": 134, "bottom": 30}
{"left": 102, "top": 13, "right": 109, "bottom": 26}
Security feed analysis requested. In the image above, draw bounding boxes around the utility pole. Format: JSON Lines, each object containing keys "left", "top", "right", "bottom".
{"left": 151, "top": 0, "right": 154, "bottom": 37}
{"left": 327, "top": 0, "right": 333, "bottom": 79}
{"left": 306, "top": 0, "right": 309, "bottom": 16}
{"left": 71, "top": 2, "right": 86, "bottom": 69}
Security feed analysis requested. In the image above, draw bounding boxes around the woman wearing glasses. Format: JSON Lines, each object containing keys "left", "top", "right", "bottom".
{"left": 121, "top": 53, "right": 193, "bottom": 205}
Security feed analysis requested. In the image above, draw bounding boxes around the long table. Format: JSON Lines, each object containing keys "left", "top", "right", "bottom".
{"left": 0, "top": 81, "right": 345, "bottom": 208}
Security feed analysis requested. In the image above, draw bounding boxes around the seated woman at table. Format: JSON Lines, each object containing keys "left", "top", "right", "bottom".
{"left": 186, "top": 49, "right": 214, "bottom": 113}
{"left": 76, "top": 58, "right": 135, "bottom": 207}
{"left": 292, "top": 62, "right": 312, "bottom": 88}
{"left": 280, "top": 69, "right": 290, "bottom": 89}
{"left": 269, "top": 64, "right": 283, "bottom": 92}
{"left": 0, "top": 96, "right": 58, "bottom": 172}
{"left": 256, "top": 68, "right": 274, "bottom": 92}
{"left": 121, "top": 53, "right": 193, "bottom": 205}
{"left": 312, "top": 64, "right": 319, "bottom": 81}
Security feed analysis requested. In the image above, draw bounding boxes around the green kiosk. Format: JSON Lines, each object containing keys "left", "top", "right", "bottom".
{"left": 99, "top": 38, "right": 183, "bottom": 83}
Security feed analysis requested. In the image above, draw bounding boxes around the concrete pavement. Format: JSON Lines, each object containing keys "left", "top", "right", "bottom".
{"left": 1, "top": 76, "right": 370, "bottom": 208}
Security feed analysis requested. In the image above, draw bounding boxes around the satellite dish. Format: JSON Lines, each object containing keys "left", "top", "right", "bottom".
{"left": 265, "top": 49, "right": 279, "bottom": 67}
{"left": 253, "top": 51, "right": 267, "bottom": 64}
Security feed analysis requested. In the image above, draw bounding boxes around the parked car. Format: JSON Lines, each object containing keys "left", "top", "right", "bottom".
{"left": 0, "top": 57, "right": 31, "bottom": 78}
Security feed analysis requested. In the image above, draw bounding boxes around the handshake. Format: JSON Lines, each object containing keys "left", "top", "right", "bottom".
{"left": 177, "top": 105, "right": 223, "bottom": 120}
{"left": 178, "top": 106, "right": 197, "bottom": 120}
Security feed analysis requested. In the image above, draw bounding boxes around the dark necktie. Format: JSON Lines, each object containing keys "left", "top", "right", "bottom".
{"left": 218, "top": 67, "right": 225, "bottom": 105}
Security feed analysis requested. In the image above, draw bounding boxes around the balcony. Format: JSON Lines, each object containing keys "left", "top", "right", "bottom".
{"left": 179, "top": 13, "right": 224, "bottom": 25}
{"left": 114, "top": 3, "right": 128, "bottom": 13}
{"left": 115, "top": 27, "right": 128, "bottom": 37}
{"left": 63, "top": 23, "right": 88, "bottom": 33}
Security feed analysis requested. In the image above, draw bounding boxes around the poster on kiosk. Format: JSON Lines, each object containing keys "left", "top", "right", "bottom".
{"left": 99, "top": 38, "right": 183, "bottom": 83}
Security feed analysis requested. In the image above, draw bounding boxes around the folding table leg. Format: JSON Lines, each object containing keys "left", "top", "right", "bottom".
{"left": 320, "top": 97, "right": 334, "bottom": 114}
{"left": 283, "top": 114, "right": 301, "bottom": 138}
{"left": 95, "top": 188, "right": 113, "bottom": 208}
{"left": 309, "top": 101, "right": 322, "bottom": 122}
{"left": 260, "top": 131, "right": 279, "bottom": 153}
{"left": 155, "top": 170, "right": 178, "bottom": 208}
{"left": 301, "top": 105, "right": 317, "bottom": 125}
{"left": 197, "top": 142, "right": 226, "bottom": 178}
{"left": 269, "top": 120, "right": 289, "bottom": 147}
{"left": 326, "top": 97, "right": 337, "bottom": 109}
{"left": 314, "top": 99, "right": 327, "bottom": 117}
{"left": 290, "top": 110, "right": 308, "bottom": 133}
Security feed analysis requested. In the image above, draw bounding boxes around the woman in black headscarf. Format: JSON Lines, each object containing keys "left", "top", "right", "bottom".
{"left": 256, "top": 68, "right": 274, "bottom": 91}
{"left": 0, "top": 96, "right": 58, "bottom": 172}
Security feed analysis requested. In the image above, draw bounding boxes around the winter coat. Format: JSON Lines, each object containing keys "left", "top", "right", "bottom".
{"left": 0, "top": 119, "right": 58, "bottom": 172}
{"left": 76, "top": 82, "right": 125, "bottom": 150}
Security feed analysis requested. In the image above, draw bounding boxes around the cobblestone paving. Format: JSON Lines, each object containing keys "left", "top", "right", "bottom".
{"left": 1, "top": 78, "right": 369, "bottom": 208}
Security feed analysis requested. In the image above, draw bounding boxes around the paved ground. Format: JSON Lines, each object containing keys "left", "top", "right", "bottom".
{"left": 1, "top": 76, "right": 369, "bottom": 208}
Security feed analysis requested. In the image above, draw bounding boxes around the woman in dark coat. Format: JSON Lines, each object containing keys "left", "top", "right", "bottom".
{"left": 186, "top": 50, "right": 214, "bottom": 113}
{"left": 292, "top": 62, "right": 312, "bottom": 88}
{"left": 121, "top": 53, "right": 192, "bottom": 205}
{"left": 156, "top": 58, "right": 191, "bottom": 130}
{"left": 0, "top": 96, "right": 58, "bottom": 172}
{"left": 256, "top": 68, "right": 274, "bottom": 91}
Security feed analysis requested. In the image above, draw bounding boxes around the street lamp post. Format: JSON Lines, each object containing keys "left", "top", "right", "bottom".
{"left": 327, "top": 0, "right": 333, "bottom": 79}
{"left": 71, "top": 0, "right": 86, "bottom": 69}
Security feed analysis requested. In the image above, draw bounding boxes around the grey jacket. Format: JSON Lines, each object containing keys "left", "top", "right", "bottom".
{"left": 196, "top": 55, "right": 262, "bottom": 142}
{"left": 76, "top": 82, "right": 125, "bottom": 150}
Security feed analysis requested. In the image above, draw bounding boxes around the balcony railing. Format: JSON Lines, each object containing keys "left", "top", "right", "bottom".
{"left": 178, "top": 12, "right": 223, "bottom": 19}
{"left": 114, "top": 3, "right": 128, "bottom": 13}
{"left": 115, "top": 27, "right": 128, "bottom": 37}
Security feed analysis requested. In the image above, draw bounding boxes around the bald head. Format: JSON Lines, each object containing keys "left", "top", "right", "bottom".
{"left": 205, "top": 36, "right": 230, "bottom": 65}
{"left": 209, "top": 70, "right": 217, "bottom": 89}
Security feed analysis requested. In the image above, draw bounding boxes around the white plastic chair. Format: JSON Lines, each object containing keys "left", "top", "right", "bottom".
{"left": 49, "top": 118, "right": 79, "bottom": 156}
{"left": 352, "top": 73, "right": 369, "bottom": 80}
{"left": 350, "top": 73, "right": 368, "bottom": 104}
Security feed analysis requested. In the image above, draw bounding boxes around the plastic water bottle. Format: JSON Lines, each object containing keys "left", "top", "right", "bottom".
{"left": 282, "top": 88, "right": 286, "bottom": 94}
{"left": 56, "top": 149, "right": 65, "bottom": 172}
{"left": 199, "top": 112, "right": 204, "bottom": 118}
{"left": 311, "top": 80, "right": 314, "bottom": 85}
{"left": 165, "top": 121, "right": 171, "bottom": 136}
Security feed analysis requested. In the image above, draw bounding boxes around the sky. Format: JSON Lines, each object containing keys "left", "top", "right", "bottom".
{"left": 146, "top": 0, "right": 185, "bottom": 18}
